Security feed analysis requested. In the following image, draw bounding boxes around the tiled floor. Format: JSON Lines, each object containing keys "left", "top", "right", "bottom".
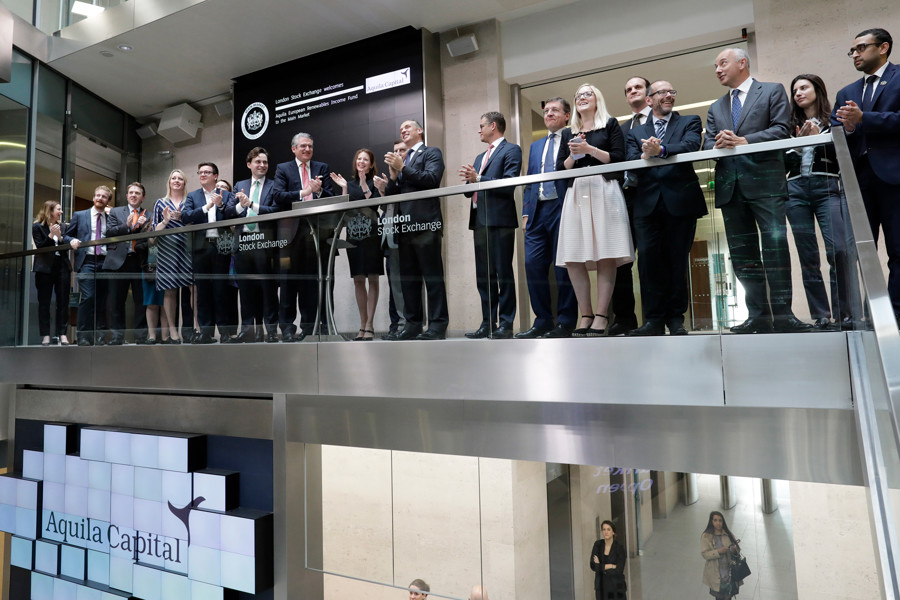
{"left": 631, "top": 474, "right": 797, "bottom": 600}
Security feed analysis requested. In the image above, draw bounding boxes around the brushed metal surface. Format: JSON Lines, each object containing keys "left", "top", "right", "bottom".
{"left": 722, "top": 332, "right": 852, "bottom": 408}
{"left": 0, "top": 343, "right": 319, "bottom": 395}
{"left": 318, "top": 335, "right": 726, "bottom": 404}
{"left": 285, "top": 395, "right": 861, "bottom": 486}
{"left": 14, "top": 389, "right": 272, "bottom": 439}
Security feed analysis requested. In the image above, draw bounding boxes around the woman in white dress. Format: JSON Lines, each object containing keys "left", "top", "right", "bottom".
{"left": 556, "top": 83, "right": 634, "bottom": 336}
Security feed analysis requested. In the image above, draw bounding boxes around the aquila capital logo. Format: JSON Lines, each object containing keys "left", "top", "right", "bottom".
{"left": 0, "top": 424, "right": 273, "bottom": 599}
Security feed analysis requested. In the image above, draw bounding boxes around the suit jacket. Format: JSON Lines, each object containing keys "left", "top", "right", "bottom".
{"left": 227, "top": 177, "right": 278, "bottom": 232}
{"left": 522, "top": 133, "right": 568, "bottom": 220}
{"left": 65, "top": 208, "right": 107, "bottom": 272}
{"left": 385, "top": 144, "right": 445, "bottom": 227}
{"left": 104, "top": 204, "right": 149, "bottom": 271}
{"left": 832, "top": 61, "right": 900, "bottom": 185}
{"left": 464, "top": 139, "right": 522, "bottom": 229}
{"left": 703, "top": 79, "right": 791, "bottom": 206}
{"left": 182, "top": 187, "right": 235, "bottom": 251}
{"left": 625, "top": 112, "right": 707, "bottom": 218}
{"left": 589, "top": 539, "right": 627, "bottom": 592}
{"left": 32, "top": 222, "right": 74, "bottom": 274}
{"left": 271, "top": 160, "right": 334, "bottom": 241}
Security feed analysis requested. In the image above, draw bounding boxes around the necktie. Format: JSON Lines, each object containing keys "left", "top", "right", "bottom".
{"left": 404, "top": 150, "right": 412, "bottom": 166}
{"left": 94, "top": 213, "right": 101, "bottom": 255}
{"left": 127, "top": 209, "right": 140, "bottom": 252}
{"left": 247, "top": 180, "right": 260, "bottom": 232}
{"left": 863, "top": 74, "right": 878, "bottom": 111}
{"left": 631, "top": 113, "right": 642, "bottom": 131}
{"left": 731, "top": 89, "right": 742, "bottom": 130}
{"left": 540, "top": 133, "right": 557, "bottom": 199}
{"left": 473, "top": 143, "right": 494, "bottom": 208}
{"left": 300, "top": 163, "right": 310, "bottom": 201}
{"left": 655, "top": 119, "right": 666, "bottom": 140}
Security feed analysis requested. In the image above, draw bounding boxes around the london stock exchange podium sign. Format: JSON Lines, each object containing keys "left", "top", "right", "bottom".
{"left": 0, "top": 424, "right": 273, "bottom": 599}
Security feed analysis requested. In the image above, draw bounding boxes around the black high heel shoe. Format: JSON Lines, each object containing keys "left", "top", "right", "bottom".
{"left": 586, "top": 313, "right": 608, "bottom": 337}
{"left": 572, "top": 315, "right": 594, "bottom": 337}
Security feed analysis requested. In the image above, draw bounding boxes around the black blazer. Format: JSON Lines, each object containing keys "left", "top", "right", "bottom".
{"left": 65, "top": 208, "right": 107, "bottom": 272}
{"left": 32, "top": 222, "right": 73, "bottom": 274}
{"left": 385, "top": 144, "right": 445, "bottom": 227}
{"left": 464, "top": 139, "right": 522, "bottom": 229}
{"left": 625, "top": 112, "right": 708, "bottom": 218}
{"left": 182, "top": 188, "right": 235, "bottom": 252}
{"left": 590, "top": 538, "right": 627, "bottom": 592}
{"left": 558, "top": 118, "right": 626, "bottom": 185}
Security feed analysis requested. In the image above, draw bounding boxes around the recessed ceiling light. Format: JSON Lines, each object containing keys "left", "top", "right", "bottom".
{"left": 99, "top": 51, "right": 114, "bottom": 58}
{"left": 117, "top": 44, "right": 133, "bottom": 52}
{"left": 71, "top": 1, "right": 105, "bottom": 16}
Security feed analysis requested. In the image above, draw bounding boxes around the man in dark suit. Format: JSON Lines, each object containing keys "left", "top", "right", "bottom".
{"left": 104, "top": 182, "right": 149, "bottom": 344}
{"left": 66, "top": 185, "right": 111, "bottom": 346}
{"left": 516, "top": 97, "right": 577, "bottom": 339}
{"left": 460, "top": 111, "right": 522, "bottom": 339}
{"left": 383, "top": 119, "right": 447, "bottom": 340}
{"left": 181, "top": 161, "right": 236, "bottom": 344}
{"left": 704, "top": 48, "right": 810, "bottom": 333}
{"left": 272, "top": 133, "right": 334, "bottom": 341}
{"left": 227, "top": 147, "right": 279, "bottom": 343}
{"left": 608, "top": 76, "right": 653, "bottom": 336}
{"left": 376, "top": 139, "right": 408, "bottom": 338}
{"left": 625, "top": 80, "right": 707, "bottom": 336}
{"left": 833, "top": 28, "right": 900, "bottom": 324}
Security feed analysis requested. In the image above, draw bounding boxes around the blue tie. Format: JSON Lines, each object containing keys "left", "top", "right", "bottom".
{"left": 655, "top": 119, "right": 666, "bottom": 140}
{"left": 731, "top": 89, "right": 742, "bottom": 130}
{"left": 540, "top": 133, "right": 557, "bottom": 199}
{"left": 863, "top": 75, "right": 877, "bottom": 111}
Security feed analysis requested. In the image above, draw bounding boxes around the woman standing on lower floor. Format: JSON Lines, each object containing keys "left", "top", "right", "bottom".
{"left": 590, "top": 519, "right": 627, "bottom": 600}
{"left": 701, "top": 511, "right": 742, "bottom": 599}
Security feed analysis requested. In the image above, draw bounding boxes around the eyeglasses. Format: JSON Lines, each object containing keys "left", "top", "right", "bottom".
{"left": 478, "top": 122, "right": 492, "bottom": 130}
{"left": 847, "top": 42, "right": 880, "bottom": 57}
{"left": 543, "top": 107, "right": 564, "bottom": 115}
{"left": 649, "top": 89, "right": 677, "bottom": 97}
{"left": 574, "top": 90, "right": 594, "bottom": 100}
{"left": 197, "top": 170, "right": 215, "bottom": 175}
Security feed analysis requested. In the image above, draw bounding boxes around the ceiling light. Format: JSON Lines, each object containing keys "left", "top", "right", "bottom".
{"left": 71, "top": 1, "right": 105, "bottom": 17}
{"left": 99, "top": 51, "right": 114, "bottom": 58}
{"left": 117, "top": 44, "right": 133, "bottom": 52}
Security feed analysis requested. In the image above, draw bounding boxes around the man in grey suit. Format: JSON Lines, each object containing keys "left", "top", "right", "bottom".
{"left": 704, "top": 48, "right": 810, "bottom": 333}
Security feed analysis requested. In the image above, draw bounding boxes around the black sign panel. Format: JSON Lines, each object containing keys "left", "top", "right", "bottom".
{"left": 233, "top": 27, "right": 424, "bottom": 182}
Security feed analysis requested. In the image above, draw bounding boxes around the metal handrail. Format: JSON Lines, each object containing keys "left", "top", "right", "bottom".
{"left": 0, "top": 133, "right": 834, "bottom": 261}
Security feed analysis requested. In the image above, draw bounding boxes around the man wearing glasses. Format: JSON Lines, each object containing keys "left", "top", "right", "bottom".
{"left": 834, "top": 28, "right": 900, "bottom": 326}
{"left": 704, "top": 48, "right": 809, "bottom": 333}
{"left": 183, "top": 162, "right": 236, "bottom": 344}
{"left": 625, "top": 81, "right": 706, "bottom": 336}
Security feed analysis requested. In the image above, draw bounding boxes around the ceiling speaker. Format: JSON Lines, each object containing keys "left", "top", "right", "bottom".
{"left": 136, "top": 123, "right": 158, "bottom": 139}
{"left": 157, "top": 103, "right": 202, "bottom": 143}
{"left": 214, "top": 100, "right": 233, "bottom": 117}
{"left": 446, "top": 34, "right": 479, "bottom": 58}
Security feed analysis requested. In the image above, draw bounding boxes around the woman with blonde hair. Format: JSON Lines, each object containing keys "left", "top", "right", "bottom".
{"left": 152, "top": 169, "right": 193, "bottom": 344}
{"left": 32, "top": 200, "right": 80, "bottom": 345}
{"left": 556, "top": 83, "right": 634, "bottom": 336}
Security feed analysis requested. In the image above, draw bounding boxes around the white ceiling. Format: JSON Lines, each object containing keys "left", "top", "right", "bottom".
{"left": 46, "top": 0, "right": 577, "bottom": 118}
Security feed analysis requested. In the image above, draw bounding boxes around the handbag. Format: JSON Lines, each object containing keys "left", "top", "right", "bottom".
{"left": 730, "top": 553, "right": 751, "bottom": 582}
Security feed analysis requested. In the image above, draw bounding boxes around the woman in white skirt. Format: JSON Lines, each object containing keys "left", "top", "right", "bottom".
{"left": 556, "top": 83, "right": 635, "bottom": 336}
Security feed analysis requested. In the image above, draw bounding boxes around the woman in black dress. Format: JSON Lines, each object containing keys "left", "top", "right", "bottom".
{"left": 32, "top": 200, "right": 80, "bottom": 346}
{"left": 590, "top": 519, "right": 627, "bottom": 600}
{"left": 330, "top": 148, "right": 383, "bottom": 341}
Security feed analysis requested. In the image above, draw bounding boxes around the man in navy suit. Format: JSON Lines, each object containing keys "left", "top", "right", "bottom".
{"left": 704, "top": 48, "right": 810, "bottom": 333}
{"left": 460, "top": 111, "right": 522, "bottom": 339}
{"left": 181, "top": 161, "right": 236, "bottom": 344}
{"left": 834, "top": 28, "right": 900, "bottom": 323}
{"left": 272, "top": 133, "right": 334, "bottom": 341}
{"left": 516, "top": 97, "right": 577, "bottom": 339}
{"left": 626, "top": 80, "right": 707, "bottom": 336}
{"left": 104, "top": 182, "right": 149, "bottom": 344}
{"left": 383, "top": 119, "right": 447, "bottom": 340}
{"left": 67, "top": 185, "right": 112, "bottom": 346}
{"left": 227, "top": 147, "right": 279, "bottom": 343}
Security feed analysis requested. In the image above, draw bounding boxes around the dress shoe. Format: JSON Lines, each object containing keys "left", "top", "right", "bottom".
{"left": 77, "top": 338, "right": 92, "bottom": 347}
{"left": 542, "top": 324, "right": 573, "bottom": 338}
{"left": 774, "top": 315, "right": 812, "bottom": 333}
{"left": 627, "top": 321, "right": 665, "bottom": 336}
{"left": 515, "top": 325, "right": 551, "bottom": 339}
{"left": 266, "top": 333, "right": 280, "bottom": 343}
{"left": 607, "top": 321, "right": 637, "bottom": 337}
{"left": 294, "top": 330, "right": 308, "bottom": 342}
{"left": 730, "top": 317, "right": 774, "bottom": 334}
{"left": 193, "top": 333, "right": 216, "bottom": 344}
{"left": 282, "top": 332, "right": 296, "bottom": 343}
{"left": 144, "top": 338, "right": 158, "bottom": 345}
{"left": 813, "top": 317, "right": 837, "bottom": 331}
{"left": 234, "top": 331, "right": 256, "bottom": 343}
{"left": 491, "top": 326, "right": 513, "bottom": 339}
{"left": 221, "top": 336, "right": 238, "bottom": 344}
{"left": 416, "top": 329, "right": 446, "bottom": 341}
{"left": 667, "top": 320, "right": 689, "bottom": 336}
{"left": 165, "top": 337, "right": 182, "bottom": 345}
{"left": 840, "top": 316, "right": 855, "bottom": 331}
{"left": 394, "top": 326, "right": 423, "bottom": 340}
{"left": 107, "top": 338, "right": 124, "bottom": 346}
{"left": 465, "top": 325, "right": 492, "bottom": 339}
